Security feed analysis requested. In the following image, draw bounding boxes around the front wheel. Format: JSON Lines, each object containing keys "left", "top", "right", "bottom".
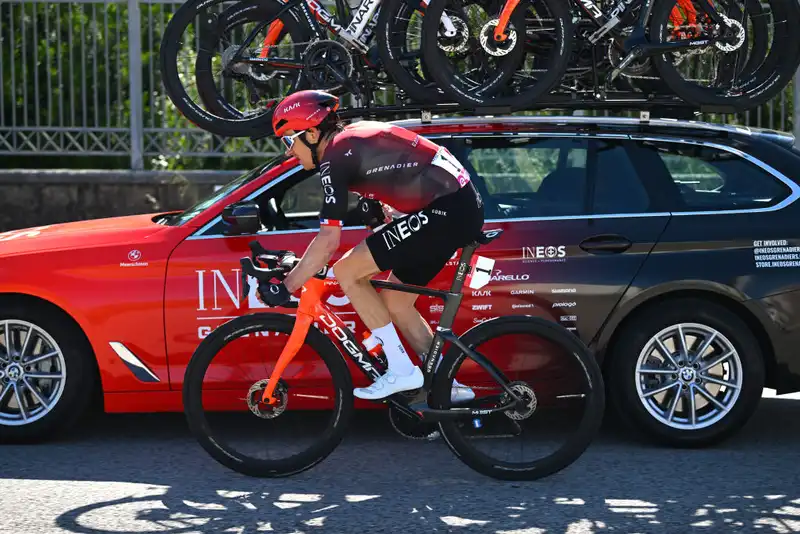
{"left": 183, "top": 313, "right": 354, "bottom": 477}
{"left": 431, "top": 316, "right": 605, "bottom": 481}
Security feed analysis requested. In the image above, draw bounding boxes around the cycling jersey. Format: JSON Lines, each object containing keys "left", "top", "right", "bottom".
{"left": 317, "top": 121, "right": 470, "bottom": 227}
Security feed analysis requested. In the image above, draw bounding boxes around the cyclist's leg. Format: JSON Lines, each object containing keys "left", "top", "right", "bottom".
{"left": 379, "top": 272, "right": 431, "bottom": 356}
{"left": 380, "top": 273, "right": 476, "bottom": 403}
{"left": 333, "top": 241, "right": 425, "bottom": 398}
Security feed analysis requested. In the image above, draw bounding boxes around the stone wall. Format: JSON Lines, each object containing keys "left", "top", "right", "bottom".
{"left": 0, "top": 170, "right": 242, "bottom": 232}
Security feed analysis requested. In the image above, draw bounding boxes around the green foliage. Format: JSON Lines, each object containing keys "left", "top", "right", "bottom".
{"left": 0, "top": 1, "right": 797, "bottom": 173}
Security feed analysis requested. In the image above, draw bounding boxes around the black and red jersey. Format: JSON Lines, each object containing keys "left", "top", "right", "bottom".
{"left": 316, "top": 121, "right": 470, "bottom": 227}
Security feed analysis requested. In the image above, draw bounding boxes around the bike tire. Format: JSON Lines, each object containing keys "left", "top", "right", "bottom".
{"left": 160, "top": 0, "right": 310, "bottom": 138}
{"left": 183, "top": 313, "right": 354, "bottom": 477}
{"left": 650, "top": 0, "right": 800, "bottom": 109}
{"left": 419, "top": 0, "right": 527, "bottom": 106}
{"left": 431, "top": 316, "right": 605, "bottom": 481}
{"left": 421, "top": 0, "right": 573, "bottom": 109}
{"left": 376, "top": 0, "right": 448, "bottom": 104}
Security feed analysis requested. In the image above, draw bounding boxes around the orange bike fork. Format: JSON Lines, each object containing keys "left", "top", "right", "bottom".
{"left": 260, "top": 311, "right": 313, "bottom": 404}
{"left": 259, "top": 276, "right": 328, "bottom": 405}
{"left": 259, "top": 20, "right": 285, "bottom": 58}
{"left": 494, "top": 0, "right": 520, "bottom": 42}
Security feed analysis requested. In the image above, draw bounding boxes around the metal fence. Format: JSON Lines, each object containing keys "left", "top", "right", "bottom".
{"left": 1, "top": 0, "right": 800, "bottom": 172}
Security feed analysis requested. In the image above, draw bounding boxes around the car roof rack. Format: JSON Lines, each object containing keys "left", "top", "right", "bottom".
{"left": 248, "top": 94, "right": 740, "bottom": 142}
{"left": 333, "top": 94, "right": 737, "bottom": 123}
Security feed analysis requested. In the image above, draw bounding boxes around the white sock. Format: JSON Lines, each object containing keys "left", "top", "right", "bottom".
{"left": 372, "top": 322, "right": 416, "bottom": 376}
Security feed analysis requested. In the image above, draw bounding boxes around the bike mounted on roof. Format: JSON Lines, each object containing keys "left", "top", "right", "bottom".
{"left": 159, "top": 0, "right": 800, "bottom": 138}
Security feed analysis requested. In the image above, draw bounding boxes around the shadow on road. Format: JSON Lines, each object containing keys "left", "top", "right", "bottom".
{"left": 2, "top": 397, "right": 799, "bottom": 533}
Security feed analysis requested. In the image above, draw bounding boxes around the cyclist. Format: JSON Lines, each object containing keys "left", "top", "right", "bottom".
{"left": 257, "top": 90, "right": 484, "bottom": 402}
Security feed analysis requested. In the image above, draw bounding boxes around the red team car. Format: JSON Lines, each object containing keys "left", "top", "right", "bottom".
{"left": 2, "top": 114, "right": 800, "bottom": 448}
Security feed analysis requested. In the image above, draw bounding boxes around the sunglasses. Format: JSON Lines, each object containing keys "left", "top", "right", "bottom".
{"left": 281, "top": 130, "right": 306, "bottom": 151}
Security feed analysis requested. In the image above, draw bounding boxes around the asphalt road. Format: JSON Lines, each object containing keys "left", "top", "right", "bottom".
{"left": 1, "top": 391, "right": 799, "bottom": 534}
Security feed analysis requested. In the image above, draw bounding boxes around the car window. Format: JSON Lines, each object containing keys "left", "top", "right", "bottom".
{"left": 464, "top": 137, "right": 589, "bottom": 218}
{"left": 278, "top": 170, "right": 360, "bottom": 218}
{"left": 593, "top": 139, "right": 651, "bottom": 214}
{"left": 639, "top": 140, "right": 791, "bottom": 211}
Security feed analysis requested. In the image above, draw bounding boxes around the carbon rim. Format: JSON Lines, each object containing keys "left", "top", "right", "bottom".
{"left": 635, "top": 322, "right": 743, "bottom": 430}
{"left": 0, "top": 320, "right": 67, "bottom": 426}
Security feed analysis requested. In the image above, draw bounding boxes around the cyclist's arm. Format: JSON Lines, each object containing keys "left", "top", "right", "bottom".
{"left": 282, "top": 154, "right": 349, "bottom": 293}
{"left": 282, "top": 224, "right": 340, "bottom": 293}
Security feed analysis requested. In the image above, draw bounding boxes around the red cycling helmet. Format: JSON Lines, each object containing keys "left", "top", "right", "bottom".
{"left": 272, "top": 90, "right": 340, "bottom": 137}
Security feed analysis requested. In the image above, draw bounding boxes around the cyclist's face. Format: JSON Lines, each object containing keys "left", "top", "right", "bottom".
{"left": 284, "top": 129, "right": 319, "bottom": 170}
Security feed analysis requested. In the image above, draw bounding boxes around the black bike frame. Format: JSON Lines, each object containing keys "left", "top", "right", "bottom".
{"left": 232, "top": 0, "right": 380, "bottom": 64}
{"left": 318, "top": 235, "right": 524, "bottom": 422}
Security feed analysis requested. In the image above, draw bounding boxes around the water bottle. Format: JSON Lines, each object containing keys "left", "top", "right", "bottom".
{"left": 362, "top": 331, "right": 388, "bottom": 369}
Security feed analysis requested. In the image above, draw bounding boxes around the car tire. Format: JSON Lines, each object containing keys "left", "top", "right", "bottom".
{"left": 607, "top": 297, "right": 765, "bottom": 448}
{"left": 0, "top": 302, "right": 97, "bottom": 443}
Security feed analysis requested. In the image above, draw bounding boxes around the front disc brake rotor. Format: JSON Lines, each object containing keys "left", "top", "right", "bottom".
{"left": 246, "top": 378, "right": 288, "bottom": 419}
{"left": 479, "top": 19, "right": 518, "bottom": 57}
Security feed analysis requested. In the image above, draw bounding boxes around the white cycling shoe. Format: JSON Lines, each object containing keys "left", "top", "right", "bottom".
{"left": 451, "top": 378, "right": 475, "bottom": 403}
{"left": 354, "top": 367, "right": 424, "bottom": 400}
{"left": 353, "top": 367, "right": 476, "bottom": 403}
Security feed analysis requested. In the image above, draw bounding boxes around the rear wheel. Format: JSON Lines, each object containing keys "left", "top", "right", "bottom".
{"left": 183, "top": 313, "right": 354, "bottom": 477}
{"left": 650, "top": 0, "right": 800, "bottom": 109}
{"left": 607, "top": 298, "right": 765, "bottom": 447}
{"left": 432, "top": 316, "right": 605, "bottom": 481}
{"left": 160, "top": 0, "right": 310, "bottom": 137}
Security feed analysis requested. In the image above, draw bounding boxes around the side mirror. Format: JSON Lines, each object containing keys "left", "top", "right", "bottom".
{"left": 222, "top": 201, "right": 261, "bottom": 236}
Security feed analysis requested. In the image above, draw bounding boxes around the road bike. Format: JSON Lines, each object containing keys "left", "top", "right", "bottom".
{"left": 160, "top": 0, "right": 453, "bottom": 138}
{"left": 421, "top": 0, "right": 800, "bottom": 110}
{"left": 182, "top": 217, "right": 605, "bottom": 480}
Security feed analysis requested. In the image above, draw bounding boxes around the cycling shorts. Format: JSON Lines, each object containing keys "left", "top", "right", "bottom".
{"left": 365, "top": 180, "right": 485, "bottom": 286}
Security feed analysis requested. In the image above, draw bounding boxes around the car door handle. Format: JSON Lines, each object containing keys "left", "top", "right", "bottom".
{"left": 579, "top": 234, "right": 632, "bottom": 254}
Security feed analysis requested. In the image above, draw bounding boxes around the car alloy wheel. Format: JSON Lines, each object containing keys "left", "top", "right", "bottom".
{"left": 634, "top": 322, "right": 742, "bottom": 430}
{"left": 0, "top": 319, "right": 67, "bottom": 426}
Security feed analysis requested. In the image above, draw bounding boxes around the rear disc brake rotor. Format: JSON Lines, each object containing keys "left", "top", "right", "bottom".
{"left": 501, "top": 381, "right": 538, "bottom": 420}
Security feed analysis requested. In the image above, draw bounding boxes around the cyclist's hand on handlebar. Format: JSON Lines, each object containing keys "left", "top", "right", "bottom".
{"left": 357, "top": 196, "right": 392, "bottom": 229}
{"left": 256, "top": 280, "right": 291, "bottom": 307}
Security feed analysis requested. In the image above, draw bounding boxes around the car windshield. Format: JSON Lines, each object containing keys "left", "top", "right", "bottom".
{"left": 163, "top": 155, "right": 288, "bottom": 226}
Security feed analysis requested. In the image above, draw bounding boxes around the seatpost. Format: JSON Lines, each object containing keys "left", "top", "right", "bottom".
{"left": 449, "top": 241, "right": 479, "bottom": 294}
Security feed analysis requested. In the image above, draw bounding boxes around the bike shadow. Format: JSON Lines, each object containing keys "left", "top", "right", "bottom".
{"left": 3, "top": 396, "right": 799, "bottom": 533}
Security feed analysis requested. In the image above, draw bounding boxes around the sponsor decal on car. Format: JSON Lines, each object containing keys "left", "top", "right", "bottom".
{"left": 195, "top": 268, "right": 354, "bottom": 339}
{"left": 472, "top": 303, "right": 492, "bottom": 311}
{"left": 522, "top": 245, "right": 567, "bottom": 263}
{"left": 753, "top": 239, "right": 800, "bottom": 268}
{"left": 511, "top": 303, "right": 535, "bottom": 309}
{"left": 491, "top": 269, "right": 529, "bottom": 282}
{"left": 551, "top": 287, "right": 577, "bottom": 293}
{"left": 510, "top": 288, "right": 535, "bottom": 295}
{"left": 552, "top": 301, "right": 577, "bottom": 308}
{"left": 0, "top": 225, "right": 53, "bottom": 241}
{"left": 120, "top": 249, "right": 149, "bottom": 268}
